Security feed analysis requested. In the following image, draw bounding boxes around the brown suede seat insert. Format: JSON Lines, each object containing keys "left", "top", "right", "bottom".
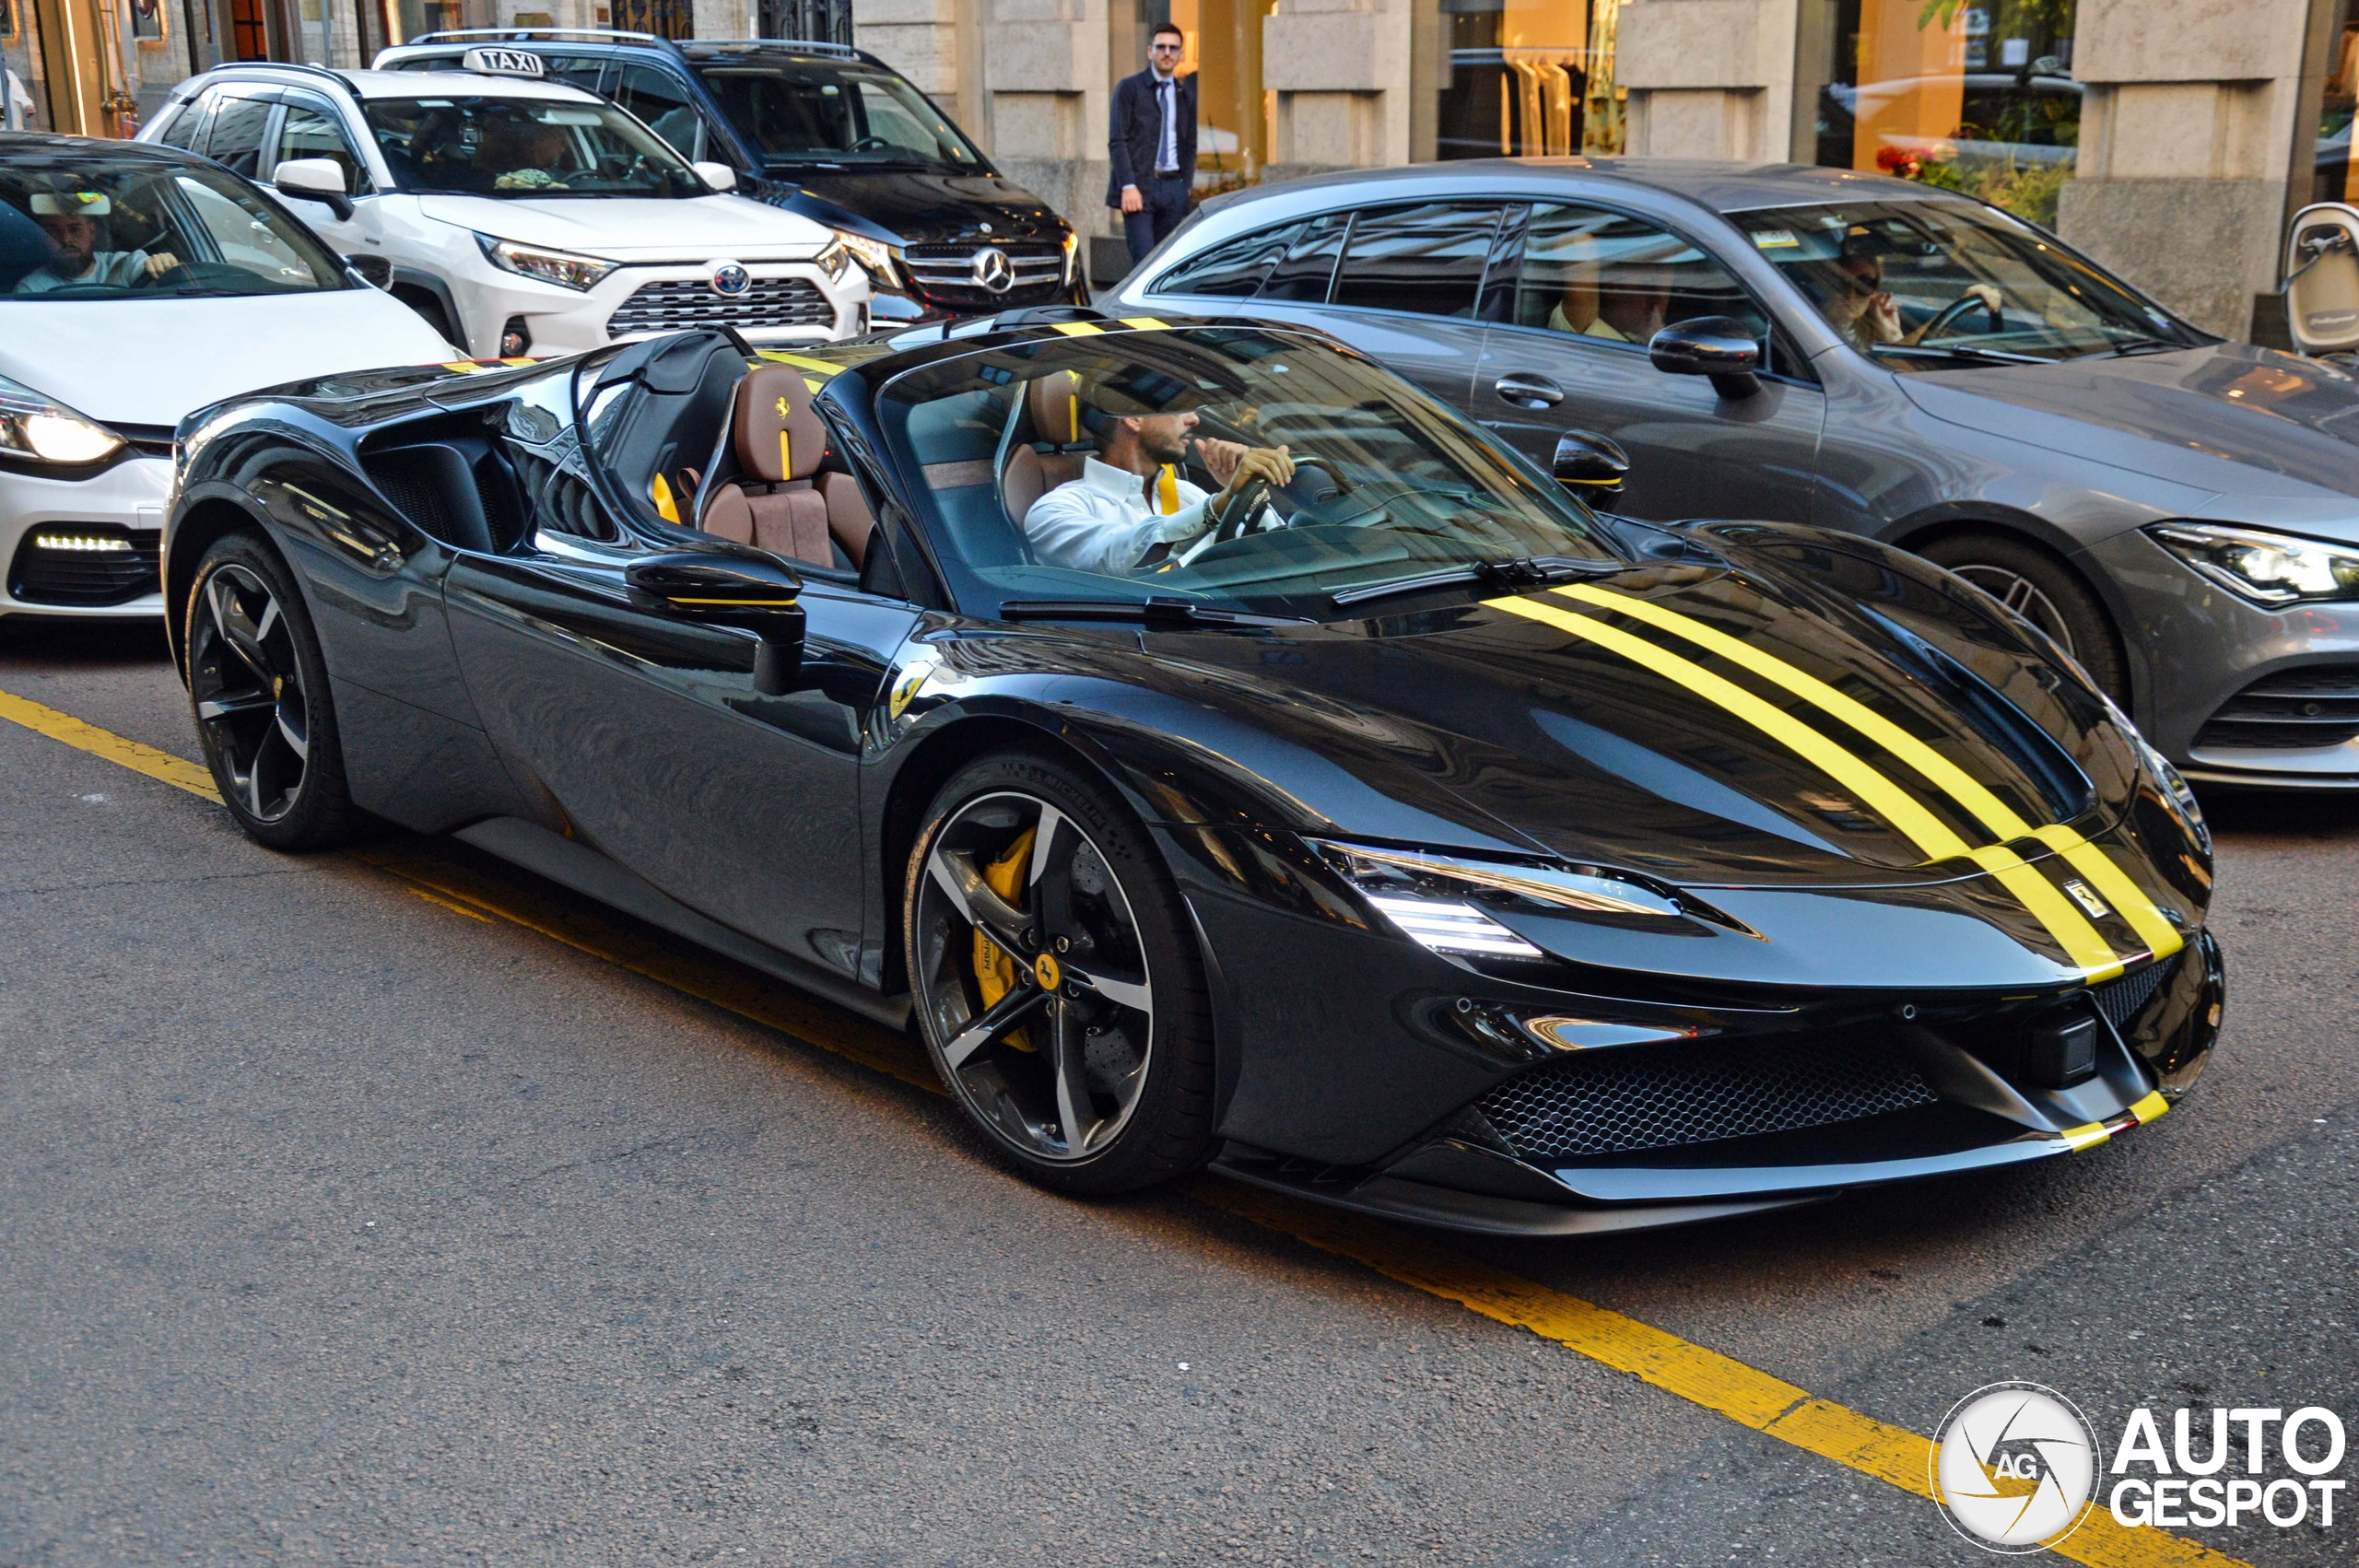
{"left": 702, "top": 365, "right": 873, "bottom": 568}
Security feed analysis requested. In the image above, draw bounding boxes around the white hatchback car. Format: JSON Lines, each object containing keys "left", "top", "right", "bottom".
{"left": 0, "top": 133, "right": 455, "bottom": 622}
{"left": 142, "top": 59, "right": 867, "bottom": 359}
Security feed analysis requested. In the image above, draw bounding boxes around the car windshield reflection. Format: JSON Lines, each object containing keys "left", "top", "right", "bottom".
{"left": 874, "top": 327, "right": 1624, "bottom": 622}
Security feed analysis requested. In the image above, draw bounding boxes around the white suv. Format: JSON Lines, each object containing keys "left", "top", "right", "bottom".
{"left": 142, "top": 59, "right": 866, "bottom": 358}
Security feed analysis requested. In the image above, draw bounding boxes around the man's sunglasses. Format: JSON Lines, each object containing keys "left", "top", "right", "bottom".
{"left": 1151, "top": 41, "right": 1183, "bottom": 51}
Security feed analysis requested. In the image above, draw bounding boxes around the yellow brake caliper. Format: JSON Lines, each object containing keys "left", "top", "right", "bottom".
{"left": 971, "top": 827, "right": 1037, "bottom": 1051}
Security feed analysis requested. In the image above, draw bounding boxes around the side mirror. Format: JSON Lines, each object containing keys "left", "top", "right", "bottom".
{"left": 345, "top": 252, "right": 393, "bottom": 288}
{"left": 1648, "top": 316, "right": 1763, "bottom": 400}
{"left": 1552, "top": 430, "right": 1629, "bottom": 502}
{"left": 273, "top": 158, "right": 353, "bottom": 221}
{"left": 692, "top": 160, "right": 739, "bottom": 193}
{"left": 627, "top": 550, "right": 806, "bottom": 696}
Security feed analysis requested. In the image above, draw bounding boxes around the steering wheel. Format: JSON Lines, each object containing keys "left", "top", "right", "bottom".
{"left": 1285, "top": 452, "right": 1348, "bottom": 497}
{"left": 1203, "top": 474, "right": 1273, "bottom": 546}
{"left": 848, "top": 135, "right": 894, "bottom": 152}
{"left": 1919, "top": 290, "right": 2003, "bottom": 340}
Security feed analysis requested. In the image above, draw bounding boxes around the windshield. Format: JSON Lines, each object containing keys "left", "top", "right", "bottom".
{"left": 874, "top": 328, "right": 1622, "bottom": 622}
{"left": 696, "top": 62, "right": 981, "bottom": 170}
{"left": 0, "top": 151, "right": 347, "bottom": 300}
{"left": 363, "top": 96, "right": 707, "bottom": 198}
{"left": 1727, "top": 199, "right": 2203, "bottom": 365}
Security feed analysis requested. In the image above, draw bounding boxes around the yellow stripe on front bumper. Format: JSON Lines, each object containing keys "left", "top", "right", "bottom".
{"left": 2127, "top": 1090, "right": 2172, "bottom": 1125}
{"left": 2060, "top": 1121, "right": 2112, "bottom": 1151}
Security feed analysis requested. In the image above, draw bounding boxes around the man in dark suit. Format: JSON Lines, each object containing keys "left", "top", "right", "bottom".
{"left": 1107, "top": 22, "right": 1197, "bottom": 266}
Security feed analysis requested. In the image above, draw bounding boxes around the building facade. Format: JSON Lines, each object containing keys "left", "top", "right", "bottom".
{"left": 8, "top": 0, "right": 2353, "bottom": 340}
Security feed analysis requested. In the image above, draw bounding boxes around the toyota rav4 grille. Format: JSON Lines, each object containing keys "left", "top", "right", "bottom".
{"left": 606, "top": 276, "right": 835, "bottom": 339}
{"left": 1475, "top": 1036, "right": 1940, "bottom": 1162}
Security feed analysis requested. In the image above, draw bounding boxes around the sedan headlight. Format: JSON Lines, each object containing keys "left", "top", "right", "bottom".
{"left": 0, "top": 375, "right": 123, "bottom": 465}
{"left": 1309, "top": 840, "right": 1684, "bottom": 960}
{"left": 2148, "top": 522, "right": 2359, "bottom": 605}
{"left": 828, "top": 228, "right": 900, "bottom": 287}
{"left": 476, "top": 234, "right": 618, "bottom": 293}
{"left": 2133, "top": 733, "right": 2210, "bottom": 854}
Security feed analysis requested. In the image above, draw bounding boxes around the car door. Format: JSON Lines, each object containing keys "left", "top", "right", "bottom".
{"left": 611, "top": 61, "right": 713, "bottom": 163}
{"left": 195, "top": 85, "right": 281, "bottom": 181}
{"left": 270, "top": 91, "right": 376, "bottom": 258}
{"left": 440, "top": 363, "right": 916, "bottom": 976}
{"left": 1469, "top": 200, "right": 1825, "bottom": 522}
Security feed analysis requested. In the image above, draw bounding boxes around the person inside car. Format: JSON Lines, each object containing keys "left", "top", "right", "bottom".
{"left": 487, "top": 115, "right": 573, "bottom": 192}
{"left": 1811, "top": 235, "right": 2002, "bottom": 351}
{"left": 12, "top": 192, "right": 181, "bottom": 293}
{"left": 1020, "top": 375, "right": 1294, "bottom": 574}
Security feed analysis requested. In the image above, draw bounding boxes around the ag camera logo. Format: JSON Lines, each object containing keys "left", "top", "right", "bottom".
{"left": 1931, "top": 1382, "right": 2099, "bottom": 1552}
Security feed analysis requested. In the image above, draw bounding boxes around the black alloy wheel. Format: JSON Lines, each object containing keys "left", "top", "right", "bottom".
{"left": 185, "top": 533, "right": 360, "bottom": 850}
{"left": 905, "top": 751, "right": 1216, "bottom": 1195}
{"left": 1920, "top": 531, "right": 2129, "bottom": 702}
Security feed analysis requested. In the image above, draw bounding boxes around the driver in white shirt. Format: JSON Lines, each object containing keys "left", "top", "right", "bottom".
{"left": 13, "top": 192, "right": 181, "bottom": 293}
{"left": 1021, "top": 386, "right": 1295, "bottom": 576}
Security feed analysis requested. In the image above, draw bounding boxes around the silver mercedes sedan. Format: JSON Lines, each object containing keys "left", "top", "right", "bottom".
{"left": 1109, "top": 159, "right": 2359, "bottom": 790}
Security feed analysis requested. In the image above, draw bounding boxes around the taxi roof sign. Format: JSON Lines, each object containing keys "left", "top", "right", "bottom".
{"left": 462, "top": 45, "right": 546, "bottom": 76}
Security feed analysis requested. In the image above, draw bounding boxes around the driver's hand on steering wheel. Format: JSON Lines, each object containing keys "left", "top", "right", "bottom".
{"left": 1963, "top": 283, "right": 2002, "bottom": 315}
{"left": 141, "top": 252, "right": 182, "bottom": 281}
{"left": 1211, "top": 443, "right": 1294, "bottom": 507}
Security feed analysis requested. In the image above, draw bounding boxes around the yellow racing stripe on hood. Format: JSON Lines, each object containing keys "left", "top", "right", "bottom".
{"left": 1490, "top": 595, "right": 2124, "bottom": 978}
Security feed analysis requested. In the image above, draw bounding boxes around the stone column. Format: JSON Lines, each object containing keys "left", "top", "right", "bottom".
{"left": 1616, "top": 0, "right": 1796, "bottom": 160}
{"left": 2059, "top": 0, "right": 2322, "bottom": 341}
{"left": 983, "top": 0, "right": 1109, "bottom": 235}
{"left": 1262, "top": 0, "right": 1411, "bottom": 182}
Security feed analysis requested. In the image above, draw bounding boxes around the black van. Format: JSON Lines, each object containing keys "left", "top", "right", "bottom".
{"left": 374, "top": 29, "right": 1089, "bottom": 323}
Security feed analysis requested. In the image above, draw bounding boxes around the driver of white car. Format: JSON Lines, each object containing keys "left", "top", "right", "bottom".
{"left": 1019, "top": 369, "right": 1294, "bottom": 574}
{"left": 12, "top": 191, "right": 182, "bottom": 293}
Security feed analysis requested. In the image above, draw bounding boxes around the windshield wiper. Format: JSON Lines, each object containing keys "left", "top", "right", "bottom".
{"left": 997, "top": 596, "right": 1316, "bottom": 628}
{"left": 1329, "top": 555, "right": 1621, "bottom": 611}
{"left": 1867, "top": 342, "right": 2052, "bottom": 367}
{"left": 2090, "top": 334, "right": 2189, "bottom": 358}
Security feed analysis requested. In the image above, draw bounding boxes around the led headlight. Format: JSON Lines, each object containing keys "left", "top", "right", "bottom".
{"left": 2148, "top": 522, "right": 2359, "bottom": 606}
{"left": 827, "top": 228, "right": 900, "bottom": 287}
{"left": 476, "top": 234, "right": 618, "bottom": 292}
{"left": 1309, "top": 840, "right": 1684, "bottom": 961}
{"left": 0, "top": 376, "right": 123, "bottom": 465}
{"left": 2135, "top": 733, "right": 2210, "bottom": 854}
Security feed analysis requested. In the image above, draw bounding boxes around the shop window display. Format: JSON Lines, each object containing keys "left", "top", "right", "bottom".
{"left": 2318, "top": 0, "right": 2359, "bottom": 205}
{"left": 1798, "top": 0, "right": 2079, "bottom": 227}
{"left": 1433, "top": 0, "right": 1622, "bottom": 160}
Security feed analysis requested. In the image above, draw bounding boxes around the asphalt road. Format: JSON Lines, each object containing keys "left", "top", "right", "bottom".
{"left": 3, "top": 617, "right": 2354, "bottom": 1568}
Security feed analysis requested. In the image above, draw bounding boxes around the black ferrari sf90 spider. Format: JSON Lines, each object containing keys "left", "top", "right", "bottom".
{"left": 161, "top": 315, "right": 2222, "bottom": 1236}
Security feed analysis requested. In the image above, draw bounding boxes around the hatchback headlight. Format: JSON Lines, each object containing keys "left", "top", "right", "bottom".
{"left": 476, "top": 234, "right": 618, "bottom": 292}
{"left": 0, "top": 375, "right": 123, "bottom": 465}
{"left": 1309, "top": 840, "right": 1684, "bottom": 960}
{"left": 827, "top": 228, "right": 900, "bottom": 286}
{"left": 2148, "top": 522, "right": 2359, "bottom": 605}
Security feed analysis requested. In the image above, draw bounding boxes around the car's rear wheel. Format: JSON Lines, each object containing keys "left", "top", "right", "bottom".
{"left": 185, "top": 532, "right": 360, "bottom": 850}
{"left": 905, "top": 750, "right": 1216, "bottom": 1195}
{"left": 1919, "top": 531, "right": 2128, "bottom": 701}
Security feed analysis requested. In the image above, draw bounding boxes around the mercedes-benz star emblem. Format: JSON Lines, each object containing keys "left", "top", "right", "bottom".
{"left": 972, "top": 247, "right": 1015, "bottom": 294}
{"left": 708, "top": 262, "right": 752, "bottom": 298}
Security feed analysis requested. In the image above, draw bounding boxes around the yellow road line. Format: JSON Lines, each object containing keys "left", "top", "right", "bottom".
{"left": 1558, "top": 585, "right": 2182, "bottom": 966}
{"left": 0, "top": 688, "right": 2241, "bottom": 1568}
{"left": 1490, "top": 595, "right": 2123, "bottom": 979}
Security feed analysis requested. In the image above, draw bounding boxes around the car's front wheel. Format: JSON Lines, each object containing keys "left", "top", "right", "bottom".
{"left": 185, "top": 532, "right": 360, "bottom": 850}
{"left": 1920, "top": 531, "right": 2128, "bottom": 701}
{"left": 904, "top": 750, "right": 1216, "bottom": 1195}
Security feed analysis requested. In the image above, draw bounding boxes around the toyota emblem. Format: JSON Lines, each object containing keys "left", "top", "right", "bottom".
{"left": 972, "top": 247, "right": 1015, "bottom": 294}
{"left": 709, "top": 262, "right": 752, "bottom": 298}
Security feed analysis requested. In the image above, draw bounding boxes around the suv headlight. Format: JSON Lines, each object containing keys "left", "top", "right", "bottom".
{"left": 0, "top": 375, "right": 123, "bottom": 465}
{"left": 1309, "top": 840, "right": 1684, "bottom": 960}
{"left": 828, "top": 228, "right": 900, "bottom": 287}
{"left": 2148, "top": 522, "right": 2359, "bottom": 605}
{"left": 476, "top": 234, "right": 618, "bottom": 292}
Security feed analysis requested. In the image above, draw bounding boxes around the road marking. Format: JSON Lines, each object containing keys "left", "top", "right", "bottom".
{"left": 1487, "top": 595, "right": 2124, "bottom": 979}
{"left": 0, "top": 687, "right": 2248, "bottom": 1568}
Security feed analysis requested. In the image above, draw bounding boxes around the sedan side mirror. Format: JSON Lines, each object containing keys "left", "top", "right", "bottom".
{"left": 272, "top": 158, "right": 353, "bottom": 222}
{"left": 1648, "top": 316, "right": 1763, "bottom": 400}
{"left": 627, "top": 550, "right": 806, "bottom": 696}
{"left": 692, "top": 161, "right": 739, "bottom": 193}
{"left": 1552, "top": 430, "right": 1629, "bottom": 502}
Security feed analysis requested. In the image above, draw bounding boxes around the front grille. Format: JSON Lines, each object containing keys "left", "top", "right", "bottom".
{"left": 1475, "top": 1036, "right": 1941, "bottom": 1162}
{"left": 605, "top": 275, "right": 835, "bottom": 339}
{"left": 2092, "top": 954, "right": 2181, "bottom": 1034}
{"left": 2194, "top": 665, "right": 2359, "bottom": 750}
{"left": 7, "top": 525, "right": 160, "bottom": 607}
{"left": 113, "top": 423, "right": 177, "bottom": 459}
{"left": 900, "top": 240, "right": 1067, "bottom": 310}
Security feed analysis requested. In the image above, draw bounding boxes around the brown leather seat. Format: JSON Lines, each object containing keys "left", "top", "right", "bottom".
{"left": 701, "top": 365, "right": 874, "bottom": 569}
{"left": 1001, "top": 369, "right": 1092, "bottom": 527}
